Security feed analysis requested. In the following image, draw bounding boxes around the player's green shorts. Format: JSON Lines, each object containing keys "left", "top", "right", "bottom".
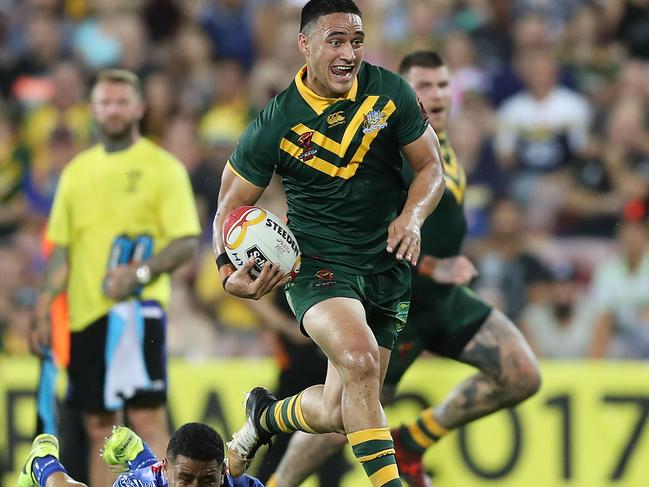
{"left": 285, "top": 258, "right": 411, "bottom": 350}
{"left": 384, "top": 284, "right": 492, "bottom": 387}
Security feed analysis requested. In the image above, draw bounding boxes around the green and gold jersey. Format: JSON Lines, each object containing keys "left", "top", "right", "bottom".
{"left": 403, "top": 133, "right": 467, "bottom": 300}
{"left": 228, "top": 62, "right": 428, "bottom": 273}
{"left": 46, "top": 138, "right": 201, "bottom": 331}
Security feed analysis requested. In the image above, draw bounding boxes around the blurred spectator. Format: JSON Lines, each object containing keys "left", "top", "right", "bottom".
{"left": 141, "top": 70, "right": 177, "bottom": 141}
{"left": 199, "top": 58, "right": 254, "bottom": 146}
{"left": 561, "top": 2, "right": 620, "bottom": 103}
{"left": 1, "top": 13, "right": 67, "bottom": 101}
{"left": 495, "top": 48, "right": 592, "bottom": 230}
{"left": 560, "top": 96, "right": 649, "bottom": 236}
{"left": 71, "top": 3, "right": 123, "bottom": 70}
{"left": 443, "top": 30, "right": 489, "bottom": 111}
{"left": 448, "top": 111, "right": 505, "bottom": 238}
{"left": 606, "top": 0, "right": 649, "bottom": 60}
{"left": 520, "top": 261, "right": 593, "bottom": 358}
{"left": 20, "top": 60, "right": 91, "bottom": 154}
{"left": 199, "top": 0, "right": 257, "bottom": 69}
{"left": 470, "top": 197, "right": 552, "bottom": 320}
{"left": 589, "top": 200, "right": 649, "bottom": 359}
{"left": 172, "top": 25, "right": 218, "bottom": 115}
{"left": 0, "top": 108, "right": 29, "bottom": 237}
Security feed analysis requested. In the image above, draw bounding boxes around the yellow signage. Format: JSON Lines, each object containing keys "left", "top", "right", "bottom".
{"left": 2, "top": 357, "right": 649, "bottom": 487}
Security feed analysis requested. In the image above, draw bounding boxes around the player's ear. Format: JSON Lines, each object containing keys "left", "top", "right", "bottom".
{"left": 297, "top": 32, "right": 309, "bottom": 56}
{"left": 161, "top": 457, "right": 169, "bottom": 474}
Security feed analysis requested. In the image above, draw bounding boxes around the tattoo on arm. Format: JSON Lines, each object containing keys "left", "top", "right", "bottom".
{"left": 146, "top": 236, "right": 200, "bottom": 278}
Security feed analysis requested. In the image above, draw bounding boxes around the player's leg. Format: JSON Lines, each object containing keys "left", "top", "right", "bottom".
{"left": 266, "top": 432, "right": 347, "bottom": 487}
{"left": 83, "top": 410, "right": 120, "bottom": 487}
{"left": 229, "top": 298, "right": 401, "bottom": 485}
{"left": 18, "top": 434, "right": 87, "bottom": 487}
{"left": 429, "top": 309, "right": 540, "bottom": 430}
{"left": 397, "top": 308, "right": 540, "bottom": 458}
{"left": 126, "top": 405, "right": 168, "bottom": 459}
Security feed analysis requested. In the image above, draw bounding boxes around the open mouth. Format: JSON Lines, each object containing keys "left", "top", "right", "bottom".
{"left": 429, "top": 107, "right": 445, "bottom": 115}
{"left": 331, "top": 65, "right": 354, "bottom": 82}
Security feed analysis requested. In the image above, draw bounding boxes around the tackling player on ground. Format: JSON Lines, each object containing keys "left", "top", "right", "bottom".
{"left": 266, "top": 50, "right": 541, "bottom": 487}
{"left": 212, "top": 1, "right": 445, "bottom": 486}
{"left": 18, "top": 423, "right": 263, "bottom": 487}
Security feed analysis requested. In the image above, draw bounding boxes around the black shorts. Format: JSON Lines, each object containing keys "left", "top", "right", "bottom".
{"left": 66, "top": 301, "right": 167, "bottom": 412}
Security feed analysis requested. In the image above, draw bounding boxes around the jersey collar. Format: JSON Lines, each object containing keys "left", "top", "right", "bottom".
{"left": 294, "top": 64, "right": 359, "bottom": 115}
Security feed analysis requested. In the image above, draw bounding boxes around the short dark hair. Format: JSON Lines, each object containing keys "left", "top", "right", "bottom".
{"left": 399, "top": 51, "right": 446, "bottom": 75}
{"left": 166, "top": 423, "right": 224, "bottom": 464}
{"left": 299, "top": 0, "right": 362, "bottom": 33}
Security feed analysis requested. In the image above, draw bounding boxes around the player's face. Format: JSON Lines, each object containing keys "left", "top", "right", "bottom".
{"left": 164, "top": 456, "right": 226, "bottom": 487}
{"left": 91, "top": 81, "right": 144, "bottom": 139}
{"left": 298, "top": 12, "right": 364, "bottom": 98}
{"left": 404, "top": 65, "right": 452, "bottom": 134}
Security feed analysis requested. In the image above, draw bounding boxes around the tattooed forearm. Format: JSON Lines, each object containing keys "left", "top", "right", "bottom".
{"left": 39, "top": 246, "right": 69, "bottom": 299}
{"left": 146, "top": 236, "right": 199, "bottom": 279}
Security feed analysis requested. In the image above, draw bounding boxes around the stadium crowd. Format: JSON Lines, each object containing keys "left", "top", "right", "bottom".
{"left": 1, "top": 0, "right": 649, "bottom": 361}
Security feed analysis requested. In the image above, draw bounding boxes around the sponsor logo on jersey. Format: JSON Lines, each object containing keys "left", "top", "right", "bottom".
{"left": 362, "top": 109, "right": 388, "bottom": 134}
{"left": 326, "top": 110, "right": 346, "bottom": 127}
{"left": 298, "top": 131, "right": 317, "bottom": 161}
{"left": 314, "top": 269, "right": 336, "bottom": 288}
{"left": 246, "top": 245, "right": 269, "bottom": 274}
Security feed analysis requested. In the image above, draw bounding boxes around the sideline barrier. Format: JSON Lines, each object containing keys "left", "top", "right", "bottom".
{"left": 1, "top": 356, "right": 648, "bottom": 486}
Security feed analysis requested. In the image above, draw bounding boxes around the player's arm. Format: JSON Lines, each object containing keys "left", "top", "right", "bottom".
{"left": 31, "top": 245, "right": 69, "bottom": 355}
{"left": 212, "top": 165, "right": 284, "bottom": 300}
{"left": 417, "top": 254, "right": 478, "bottom": 285}
{"left": 390, "top": 125, "right": 445, "bottom": 265}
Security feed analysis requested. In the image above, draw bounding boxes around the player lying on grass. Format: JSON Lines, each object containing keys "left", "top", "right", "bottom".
{"left": 19, "top": 423, "right": 263, "bottom": 487}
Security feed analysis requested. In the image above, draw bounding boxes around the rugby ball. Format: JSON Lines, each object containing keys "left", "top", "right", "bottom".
{"left": 223, "top": 206, "right": 301, "bottom": 280}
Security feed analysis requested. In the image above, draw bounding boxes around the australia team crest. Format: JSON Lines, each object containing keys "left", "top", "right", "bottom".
{"left": 362, "top": 109, "right": 388, "bottom": 134}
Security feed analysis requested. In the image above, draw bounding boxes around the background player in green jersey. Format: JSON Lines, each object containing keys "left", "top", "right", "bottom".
{"left": 265, "top": 51, "right": 541, "bottom": 487}
{"left": 212, "top": 1, "right": 445, "bottom": 486}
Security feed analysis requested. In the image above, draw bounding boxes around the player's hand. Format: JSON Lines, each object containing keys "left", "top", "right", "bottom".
{"left": 387, "top": 211, "right": 422, "bottom": 265}
{"left": 224, "top": 258, "right": 285, "bottom": 300}
{"left": 103, "top": 265, "right": 139, "bottom": 301}
{"left": 423, "top": 255, "right": 478, "bottom": 285}
{"left": 29, "top": 303, "right": 51, "bottom": 356}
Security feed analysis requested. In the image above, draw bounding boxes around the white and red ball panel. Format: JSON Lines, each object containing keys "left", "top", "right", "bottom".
{"left": 223, "top": 206, "right": 301, "bottom": 280}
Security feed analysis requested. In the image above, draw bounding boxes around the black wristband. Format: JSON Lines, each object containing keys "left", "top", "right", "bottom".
{"left": 216, "top": 252, "right": 233, "bottom": 269}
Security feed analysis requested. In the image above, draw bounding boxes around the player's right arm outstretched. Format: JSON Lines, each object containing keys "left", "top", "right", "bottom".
{"left": 212, "top": 164, "right": 284, "bottom": 300}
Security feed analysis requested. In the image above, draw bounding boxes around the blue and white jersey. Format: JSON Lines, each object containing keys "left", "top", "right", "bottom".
{"left": 113, "top": 457, "right": 264, "bottom": 487}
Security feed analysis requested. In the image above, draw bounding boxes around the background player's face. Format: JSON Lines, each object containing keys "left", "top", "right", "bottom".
{"left": 298, "top": 12, "right": 364, "bottom": 97}
{"left": 164, "top": 455, "right": 226, "bottom": 487}
{"left": 91, "top": 81, "right": 144, "bottom": 140}
{"left": 404, "top": 65, "right": 452, "bottom": 134}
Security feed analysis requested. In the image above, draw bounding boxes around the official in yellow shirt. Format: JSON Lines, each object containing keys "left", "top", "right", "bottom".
{"left": 30, "top": 69, "right": 200, "bottom": 487}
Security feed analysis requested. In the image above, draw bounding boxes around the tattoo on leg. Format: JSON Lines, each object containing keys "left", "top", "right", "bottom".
{"left": 433, "top": 313, "right": 539, "bottom": 430}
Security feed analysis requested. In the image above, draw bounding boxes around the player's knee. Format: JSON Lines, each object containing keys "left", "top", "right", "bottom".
{"left": 507, "top": 354, "right": 541, "bottom": 402}
{"left": 337, "top": 347, "right": 381, "bottom": 383}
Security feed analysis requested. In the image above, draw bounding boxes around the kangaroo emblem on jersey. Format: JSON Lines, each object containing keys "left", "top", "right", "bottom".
{"left": 326, "top": 111, "right": 346, "bottom": 127}
{"left": 362, "top": 109, "right": 388, "bottom": 134}
{"left": 298, "top": 131, "right": 317, "bottom": 161}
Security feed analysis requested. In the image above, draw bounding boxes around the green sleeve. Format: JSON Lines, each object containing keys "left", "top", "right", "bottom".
{"left": 228, "top": 110, "right": 278, "bottom": 187}
{"left": 393, "top": 76, "right": 429, "bottom": 148}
